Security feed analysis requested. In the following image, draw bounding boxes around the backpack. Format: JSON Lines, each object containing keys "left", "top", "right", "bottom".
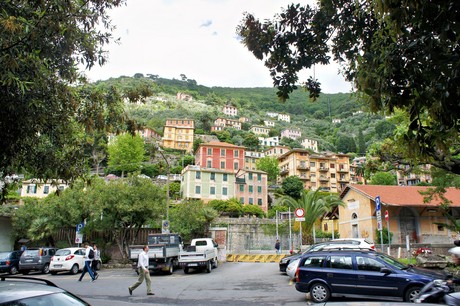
{"left": 88, "top": 248, "right": 94, "bottom": 259}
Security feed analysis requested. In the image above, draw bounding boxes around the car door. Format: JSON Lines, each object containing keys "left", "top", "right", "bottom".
{"left": 354, "top": 255, "right": 401, "bottom": 298}
{"left": 75, "top": 249, "right": 86, "bottom": 269}
{"left": 324, "top": 254, "right": 359, "bottom": 294}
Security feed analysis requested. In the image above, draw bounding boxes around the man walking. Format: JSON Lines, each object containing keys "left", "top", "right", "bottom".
{"left": 78, "top": 242, "right": 96, "bottom": 282}
{"left": 128, "top": 245, "right": 154, "bottom": 296}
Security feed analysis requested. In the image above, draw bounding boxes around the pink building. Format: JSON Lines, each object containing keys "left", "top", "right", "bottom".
{"left": 281, "top": 128, "right": 301, "bottom": 140}
{"left": 195, "top": 142, "right": 246, "bottom": 173}
{"left": 222, "top": 105, "right": 238, "bottom": 117}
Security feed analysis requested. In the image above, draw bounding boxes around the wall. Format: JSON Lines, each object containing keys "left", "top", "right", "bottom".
{"left": 0, "top": 216, "right": 14, "bottom": 251}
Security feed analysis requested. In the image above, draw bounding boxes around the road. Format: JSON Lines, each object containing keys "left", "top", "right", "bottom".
{"left": 27, "top": 262, "right": 314, "bottom": 306}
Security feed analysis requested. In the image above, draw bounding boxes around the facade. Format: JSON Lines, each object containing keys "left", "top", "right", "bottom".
{"left": 222, "top": 105, "right": 238, "bottom": 117}
{"left": 238, "top": 117, "right": 249, "bottom": 123}
{"left": 339, "top": 185, "right": 460, "bottom": 244}
{"left": 264, "top": 146, "right": 290, "bottom": 158}
{"left": 301, "top": 138, "right": 318, "bottom": 152}
{"left": 250, "top": 125, "right": 270, "bottom": 136}
{"left": 332, "top": 118, "right": 342, "bottom": 124}
{"left": 281, "top": 128, "right": 301, "bottom": 140}
{"left": 162, "top": 118, "right": 195, "bottom": 152}
{"left": 176, "top": 92, "right": 193, "bottom": 101}
{"left": 278, "top": 149, "right": 350, "bottom": 193}
{"left": 244, "top": 151, "right": 265, "bottom": 171}
{"left": 181, "top": 165, "right": 235, "bottom": 202}
{"left": 349, "top": 156, "right": 367, "bottom": 184}
{"left": 235, "top": 169, "right": 269, "bottom": 212}
{"left": 213, "top": 117, "right": 242, "bottom": 130}
{"left": 277, "top": 113, "right": 291, "bottom": 123}
{"left": 264, "top": 120, "right": 275, "bottom": 127}
{"left": 195, "top": 142, "right": 245, "bottom": 173}
{"left": 136, "top": 128, "right": 161, "bottom": 142}
{"left": 266, "top": 112, "right": 278, "bottom": 118}
{"left": 21, "top": 179, "right": 69, "bottom": 200}
{"left": 259, "top": 136, "right": 280, "bottom": 147}
{"left": 396, "top": 164, "right": 432, "bottom": 186}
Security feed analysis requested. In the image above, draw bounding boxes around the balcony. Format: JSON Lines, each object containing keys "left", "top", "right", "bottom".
{"left": 338, "top": 177, "right": 349, "bottom": 183}
{"left": 299, "top": 175, "right": 310, "bottom": 181}
{"left": 280, "top": 168, "right": 289, "bottom": 176}
{"left": 236, "top": 177, "right": 246, "bottom": 184}
{"left": 337, "top": 168, "right": 348, "bottom": 173}
{"left": 297, "top": 164, "right": 309, "bottom": 170}
{"left": 319, "top": 167, "right": 329, "bottom": 172}
{"left": 319, "top": 176, "right": 329, "bottom": 182}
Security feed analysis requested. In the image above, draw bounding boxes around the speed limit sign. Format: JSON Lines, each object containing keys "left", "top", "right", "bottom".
{"left": 295, "top": 208, "right": 305, "bottom": 218}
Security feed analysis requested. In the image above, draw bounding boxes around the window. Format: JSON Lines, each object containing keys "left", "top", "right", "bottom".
{"left": 257, "top": 174, "right": 262, "bottom": 181}
{"left": 257, "top": 186, "right": 262, "bottom": 193}
{"left": 239, "top": 185, "right": 244, "bottom": 192}
{"left": 234, "top": 162, "right": 239, "bottom": 170}
{"left": 207, "top": 160, "right": 212, "bottom": 167}
{"left": 220, "top": 161, "right": 225, "bottom": 169}
{"left": 210, "top": 187, "right": 215, "bottom": 195}
{"left": 249, "top": 186, "right": 253, "bottom": 192}
{"left": 257, "top": 198, "right": 262, "bottom": 205}
{"left": 330, "top": 163, "right": 335, "bottom": 168}
{"left": 222, "top": 187, "right": 227, "bottom": 195}
{"left": 221, "top": 149, "right": 226, "bottom": 156}
{"left": 331, "top": 173, "right": 336, "bottom": 178}
{"left": 207, "top": 148, "right": 212, "bottom": 155}
{"left": 249, "top": 173, "right": 253, "bottom": 180}
{"left": 223, "top": 174, "right": 228, "bottom": 182}
{"left": 310, "top": 161, "right": 316, "bottom": 168}
{"left": 43, "top": 185, "right": 50, "bottom": 194}
{"left": 210, "top": 173, "right": 215, "bottom": 181}
{"left": 326, "top": 255, "right": 353, "bottom": 269}
{"left": 303, "top": 256, "right": 326, "bottom": 268}
{"left": 195, "top": 186, "right": 201, "bottom": 194}
{"left": 240, "top": 197, "right": 245, "bottom": 203}
{"left": 196, "top": 172, "right": 201, "bottom": 179}
{"left": 27, "top": 185, "right": 37, "bottom": 194}
{"left": 356, "top": 256, "right": 385, "bottom": 272}
{"left": 234, "top": 150, "right": 239, "bottom": 157}
{"left": 249, "top": 198, "right": 253, "bottom": 204}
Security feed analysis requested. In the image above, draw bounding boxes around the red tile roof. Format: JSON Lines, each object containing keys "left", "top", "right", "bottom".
{"left": 200, "top": 141, "right": 245, "bottom": 149}
{"left": 340, "top": 185, "right": 460, "bottom": 207}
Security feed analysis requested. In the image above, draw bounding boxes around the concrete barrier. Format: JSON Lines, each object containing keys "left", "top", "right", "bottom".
{"left": 226, "top": 254, "right": 285, "bottom": 263}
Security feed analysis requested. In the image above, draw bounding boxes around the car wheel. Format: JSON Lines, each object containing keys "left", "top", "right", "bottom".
{"left": 206, "top": 261, "right": 212, "bottom": 273}
{"left": 184, "top": 267, "right": 189, "bottom": 274}
{"left": 405, "top": 286, "right": 422, "bottom": 302}
{"left": 167, "top": 263, "right": 173, "bottom": 275}
{"left": 50, "top": 271, "right": 58, "bottom": 275}
{"left": 212, "top": 259, "right": 218, "bottom": 269}
{"left": 42, "top": 263, "right": 50, "bottom": 274}
{"left": 70, "top": 264, "right": 79, "bottom": 275}
{"left": 309, "top": 283, "right": 330, "bottom": 303}
{"left": 21, "top": 270, "right": 30, "bottom": 275}
{"left": 9, "top": 266, "right": 18, "bottom": 275}
{"left": 96, "top": 261, "right": 102, "bottom": 271}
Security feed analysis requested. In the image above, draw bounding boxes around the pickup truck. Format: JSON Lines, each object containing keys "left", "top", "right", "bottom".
{"left": 179, "top": 238, "right": 218, "bottom": 274}
{"left": 128, "top": 233, "right": 182, "bottom": 275}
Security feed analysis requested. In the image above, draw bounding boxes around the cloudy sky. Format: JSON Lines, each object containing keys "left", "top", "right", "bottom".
{"left": 83, "top": 0, "right": 352, "bottom": 94}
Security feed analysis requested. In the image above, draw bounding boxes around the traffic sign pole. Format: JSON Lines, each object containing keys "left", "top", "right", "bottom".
{"left": 375, "top": 196, "right": 384, "bottom": 252}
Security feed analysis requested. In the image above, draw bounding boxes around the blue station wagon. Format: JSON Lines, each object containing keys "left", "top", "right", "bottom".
{"left": 295, "top": 250, "right": 445, "bottom": 303}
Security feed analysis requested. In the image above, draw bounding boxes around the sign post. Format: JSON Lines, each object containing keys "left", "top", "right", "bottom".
{"left": 385, "top": 210, "right": 390, "bottom": 249}
{"left": 294, "top": 208, "right": 305, "bottom": 250}
{"left": 75, "top": 222, "right": 84, "bottom": 246}
{"left": 162, "top": 220, "right": 170, "bottom": 234}
{"left": 375, "top": 196, "right": 383, "bottom": 252}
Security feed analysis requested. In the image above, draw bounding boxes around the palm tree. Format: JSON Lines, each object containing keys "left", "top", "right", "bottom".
{"left": 276, "top": 189, "right": 343, "bottom": 244}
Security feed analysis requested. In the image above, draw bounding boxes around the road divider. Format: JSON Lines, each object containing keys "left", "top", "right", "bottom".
{"left": 226, "top": 254, "right": 285, "bottom": 263}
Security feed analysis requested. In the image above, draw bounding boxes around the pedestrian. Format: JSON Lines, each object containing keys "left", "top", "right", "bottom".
{"left": 78, "top": 242, "right": 96, "bottom": 282}
{"left": 91, "top": 243, "right": 101, "bottom": 278}
{"left": 128, "top": 245, "right": 154, "bottom": 296}
{"left": 275, "top": 239, "right": 281, "bottom": 254}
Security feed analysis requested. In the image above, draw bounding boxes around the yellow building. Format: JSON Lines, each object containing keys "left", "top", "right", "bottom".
{"left": 162, "top": 119, "right": 195, "bottom": 152}
{"left": 278, "top": 149, "right": 350, "bottom": 193}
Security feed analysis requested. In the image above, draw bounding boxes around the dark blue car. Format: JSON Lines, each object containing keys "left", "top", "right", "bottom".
{"left": 0, "top": 251, "right": 22, "bottom": 275}
{"left": 295, "top": 250, "right": 445, "bottom": 303}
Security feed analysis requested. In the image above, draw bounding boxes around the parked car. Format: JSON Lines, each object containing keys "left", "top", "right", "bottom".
{"left": 50, "top": 247, "right": 86, "bottom": 275}
{"left": 0, "top": 251, "right": 22, "bottom": 275}
{"left": 279, "top": 238, "right": 375, "bottom": 272}
{"left": 19, "top": 247, "right": 58, "bottom": 274}
{"left": 0, "top": 275, "right": 90, "bottom": 305}
{"left": 295, "top": 249, "right": 445, "bottom": 303}
{"left": 286, "top": 257, "right": 300, "bottom": 279}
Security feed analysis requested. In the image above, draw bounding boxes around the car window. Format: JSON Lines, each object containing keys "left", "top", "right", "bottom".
{"left": 0, "top": 252, "right": 10, "bottom": 259}
{"left": 56, "top": 249, "right": 71, "bottom": 256}
{"left": 356, "top": 256, "right": 385, "bottom": 272}
{"left": 75, "top": 249, "right": 85, "bottom": 256}
{"left": 302, "top": 256, "right": 325, "bottom": 267}
{"left": 326, "top": 255, "right": 353, "bottom": 269}
{"left": 376, "top": 253, "right": 407, "bottom": 269}
{"left": 48, "top": 249, "right": 56, "bottom": 256}
{"left": 23, "top": 250, "right": 39, "bottom": 257}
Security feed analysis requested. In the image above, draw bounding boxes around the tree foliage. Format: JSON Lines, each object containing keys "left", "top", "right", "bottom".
{"left": 237, "top": 1, "right": 460, "bottom": 174}
{"left": 256, "top": 156, "right": 280, "bottom": 182}
{"left": 107, "top": 134, "right": 146, "bottom": 177}
{"left": 369, "top": 172, "right": 397, "bottom": 186}
{"left": 281, "top": 176, "right": 304, "bottom": 199}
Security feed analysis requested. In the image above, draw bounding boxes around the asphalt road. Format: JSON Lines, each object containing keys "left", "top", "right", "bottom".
{"left": 25, "top": 262, "right": 314, "bottom": 306}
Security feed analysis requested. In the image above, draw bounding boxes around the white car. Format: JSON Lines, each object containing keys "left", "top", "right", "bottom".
{"left": 286, "top": 258, "right": 300, "bottom": 280}
{"left": 330, "top": 238, "right": 375, "bottom": 250}
{"left": 50, "top": 247, "right": 86, "bottom": 275}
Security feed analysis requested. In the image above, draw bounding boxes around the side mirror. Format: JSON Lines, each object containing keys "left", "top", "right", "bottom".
{"left": 380, "top": 267, "right": 392, "bottom": 274}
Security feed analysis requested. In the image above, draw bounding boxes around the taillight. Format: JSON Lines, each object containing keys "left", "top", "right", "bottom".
{"left": 371, "top": 245, "right": 375, "bottom": 250}
{"left": 39, "top": 249, "right": 43, "bottom": 256}
{"left": 295, "top": 267, "right": 300, "bottom": 283}
{"left": 65, "top": 255, "right": 75, "bottom": 261}
{"left": 6, "top": 260, "right": 11, "bottom": 266}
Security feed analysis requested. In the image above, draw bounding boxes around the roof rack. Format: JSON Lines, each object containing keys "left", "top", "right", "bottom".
{"left": 0, "top": 276, "right": 58, "bottom": 287}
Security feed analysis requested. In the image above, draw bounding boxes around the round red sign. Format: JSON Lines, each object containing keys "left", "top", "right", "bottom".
{"left": 295, "top": 208, "right": 305, "bottom": 218}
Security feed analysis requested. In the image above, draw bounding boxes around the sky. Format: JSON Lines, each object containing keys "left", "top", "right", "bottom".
{"left": 83, "top": 0, "right": 352, "bottom": 94}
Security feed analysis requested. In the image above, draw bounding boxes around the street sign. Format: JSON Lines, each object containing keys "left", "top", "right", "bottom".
{"left": 76, "top": 222, "right": 84, "bottom": 233}
{"left": 162, "top": 220, "right": 170, "bottom": 234}
{"left": 75, "top": 233, "right": 83, "bottom": 244}
{"left": 375, "top": 196, "right": 381, "bottom": 211}
{"left": 294, "top": 208, "right": 305, "bottom": 218}
{"left": 295, "top": 217, "right": 305, "bottom": 222}
{"left": 385, "top": 210, "right": 389, "bottom": 221}
{"left": 375, "top": 196, "right": 382, "bottom": 231}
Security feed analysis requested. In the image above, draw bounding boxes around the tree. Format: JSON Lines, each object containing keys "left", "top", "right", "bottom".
{"left": 256, "top": 157, "right": 280, "bottom": 182}
{"left": 237, "top": 1, "right": 460, "bottom": 174}
{"left": 0, "top": 0, "right": 126, "bottom": 198}
{"left": 281, "top": 176, "right": 304, "bottom": 200}
{"left": 107, "top": 134, "right": 146, "bottom": 177}
{"left": 242, "top": 133, "right": 260, "bottom": 150}
{"left": 369, "top": 172, "right": 397, "bottom": 186}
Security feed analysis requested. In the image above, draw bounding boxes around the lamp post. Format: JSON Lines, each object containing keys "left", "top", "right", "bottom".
{"left": 157, "top": 147, "right": 170, "bottom": 231}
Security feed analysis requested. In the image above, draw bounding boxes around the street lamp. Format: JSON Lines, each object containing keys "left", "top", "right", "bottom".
{"left": 157, "top": 147, "right": 170, "bottom": 232}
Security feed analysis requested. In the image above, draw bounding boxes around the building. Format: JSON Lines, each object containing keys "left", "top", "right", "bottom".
{"left": 212, "top": 117, "right": 242, "bottom": 130}
{"left": 259, "top": 136, "right": 280, "bottom": 147}
{"left": 136, "top": 128, "right": 161, "bottom": 142}
{"left": 235, "top": 169, "right": 269, "bottom": 212}
{"left": 278, "top": 149, "right": 350, "bottom": 193}
{"left": 332, "top": 118, "right": 342, "bottom": 124}
{"left": 162, "top": 119, "right": 195, "bottom": 152}
{"left": 395, "top": 164, "right": 432, "bottom": 186}
{"left": 222, "top": 105, "right": 238, "bottom": 117}
{"left": 264, "top": 146, "right": 290, "bottom": 158}
{"left": 339, "top": 185, "right": 460, "bottom": 244}
{"left": 277, "top": 113, "right": 291, "bottom": 123}
{"left": 238, "top": 117, "right": 249, "bottom": 123}
{"left": 349, "top": 156, "right": 366, "bottom": 184}
{"left": 301, "top": 138, "right": 318, "bottom": 152}
{"left": 176, "top": 92, "right": 193, "bottom": 101}
{"left": 250, "top": 125, "right": 270, "bottom": 136}
{"left": 244, "top": 151, "right": 265, "bottom": 171}
{"left": 195, "top": 141, "right": 245, "bottom": 173}
{"left": 181, "top": 165, "right": 235, "bottom": 202}
{"left": 21, "top": 179, "right": 69, "bottom": 200}
{"left": 266, "top": 112, "right": 279, "bottom": 118}
{"left": 264, "top": 120, "right": 275, "bottom": 128}
{"left": 281, "top": 128, "right": 301, "bottom": 140}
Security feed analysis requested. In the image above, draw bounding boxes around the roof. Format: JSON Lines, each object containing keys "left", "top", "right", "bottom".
{"left": 340, "top": 185, "right": 460, "bottom": 207}
{"left": 198, "top": 141, "right": 245, "bottom": 149}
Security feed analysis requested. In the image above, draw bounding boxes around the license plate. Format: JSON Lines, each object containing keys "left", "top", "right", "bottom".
{"left": 54, "top": 265, "right": 62, "bottom": 268}
{"left": 188, "top": 263, "right": 198, "bottom": 267}
{"left": 25, "top": 259, "right": 33, "bottom": 262}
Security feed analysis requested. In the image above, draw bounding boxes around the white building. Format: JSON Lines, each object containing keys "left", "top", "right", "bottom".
{"left": 259, "top": 136, "right": 280, "bottom": 147}
{"left": 264, "top": 120, "right": 276, "bottom": 127}
{"left": 277, "top": 113, "right": 291, "bottom": 123}
{"left": 301, "top": 138, "right": 318, "bottom": 152}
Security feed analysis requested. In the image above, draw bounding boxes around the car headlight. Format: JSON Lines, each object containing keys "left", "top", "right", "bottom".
{"left": 280, "top": 258, "right": 288, "bottom": 264}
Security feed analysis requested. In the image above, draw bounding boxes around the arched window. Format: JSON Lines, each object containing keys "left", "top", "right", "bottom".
{"left": 352, "top": 213, "right": 358, "bottom": 219}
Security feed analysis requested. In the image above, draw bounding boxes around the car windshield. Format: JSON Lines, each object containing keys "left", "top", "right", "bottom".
{"left": 22, "top": 250, "right": 39, "bottom": 256}
{"left": 0, "top": 252, "right": 11, "bottom": 259}
{"left": 1, "top": 292, "right": 89, "bottom": 306}
{"left": 376, "top": 253, "right": 407, "bottom": 269}
{"left": 55, "top": 249, "right": 71, "bottom": 256}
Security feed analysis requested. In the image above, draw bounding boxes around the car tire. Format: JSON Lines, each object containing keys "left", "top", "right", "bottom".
{"left": 42, "top": 263, "right": 50, "bottom": 274}
{"left": 309, "top": 282, "right": 330, "bottom": 303}
{"left": 212, "top": 259, "right": 218, "bottom": 269}
{"left": 184, "top": 267, "right": 189, "bottom": 274}
{"left": 9, "top": 266, "right": 18, "bottom": 275}
{"left": 167, "top": 263, "right": 173, "bottom": 275}
{"left": 206, "top": 261, "right": 212, "bottom": 273}
{"left": 50, "top": 271, "right": 58, "bottom": 275}
{"left": 70, "top": 264, "right": 79, "bottom": 275}
{"left": 405, "top": 286, "right": 422, "bottom": 302}
{"left": 21, "top": 270, "right": 30, "bottom": 275}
